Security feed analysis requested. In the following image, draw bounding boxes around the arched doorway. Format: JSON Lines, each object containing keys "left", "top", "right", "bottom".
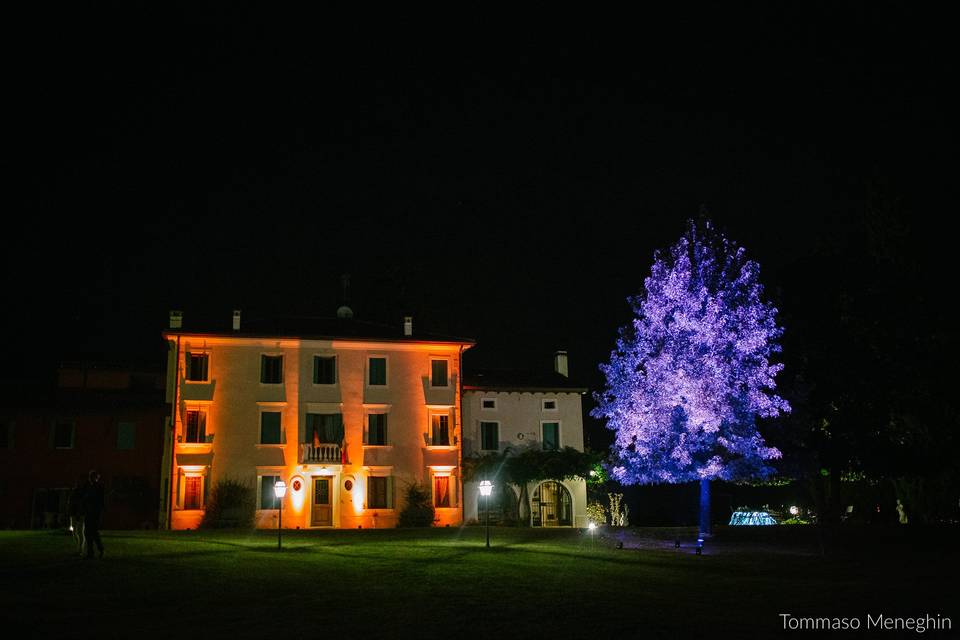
{"left": 531, "top": 481, "right": 573, "bottom": 527}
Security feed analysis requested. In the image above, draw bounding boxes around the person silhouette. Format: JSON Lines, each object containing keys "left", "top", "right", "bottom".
{"left": 82, "top": 470, "right": 105, "bottom": 558}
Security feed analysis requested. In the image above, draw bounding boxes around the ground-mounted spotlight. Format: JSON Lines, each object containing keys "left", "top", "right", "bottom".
{"left": 696, "top": 537, "right": 704, "bottom": 555}
{"left": 675, "top": 537, "right": 681, "bottom": 549}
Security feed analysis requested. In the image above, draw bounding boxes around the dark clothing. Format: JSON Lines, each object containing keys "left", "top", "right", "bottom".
{"left": 83, "top": 513, "right": 103, "bottom": 557}
{"left": 67, "top": 485, "right": 85, "bottom": 518}
{"left": 81, "top": 482, "right": 104, "bottom": 518}
{"left": 81, "top": 481, "right": 105, "bottom": 557}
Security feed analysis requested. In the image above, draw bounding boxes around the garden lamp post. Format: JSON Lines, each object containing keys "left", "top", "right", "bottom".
{"left": 479, "top": 480, "right": 493, "bottom": 549}
{"left": 274, "top": 479, "right": 287, "bottom": 551}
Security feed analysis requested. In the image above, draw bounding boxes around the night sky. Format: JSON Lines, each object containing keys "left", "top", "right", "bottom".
{"left": 6, "top": 5, "right": 954, "bottom": 447}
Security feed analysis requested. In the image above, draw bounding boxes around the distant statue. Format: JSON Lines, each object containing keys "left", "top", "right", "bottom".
{"left": 896, "top": 499, "right": 908, "bottom": 524}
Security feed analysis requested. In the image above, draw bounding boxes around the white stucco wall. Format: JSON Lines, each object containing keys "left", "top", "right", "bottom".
{"left": 461, "top": 389, "right": 589, "bottom": 527}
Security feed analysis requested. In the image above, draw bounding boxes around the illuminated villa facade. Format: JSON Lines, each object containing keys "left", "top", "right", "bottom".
{"left": 462, "top": 352, "right": 589, "bottom": 528}
{"left": 160, "top": 312, "right": 473, "bottom": 530}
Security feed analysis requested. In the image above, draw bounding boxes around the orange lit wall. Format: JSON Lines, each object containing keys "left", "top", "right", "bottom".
{"left": 164, "top": 333, "right": 470, "bottom": 530}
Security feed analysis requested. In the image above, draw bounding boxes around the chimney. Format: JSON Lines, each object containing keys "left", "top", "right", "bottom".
{"left": 169, "top": 310, "right": 183, "bottom": 329}
{"left": 403, "top": 316, "right": 413, "bottom": 337}
{"left": 232, "top": 310, "right": 241, "bottom": 331}
{"left": 554, "top": 350, "right": 569, "bottom": 378}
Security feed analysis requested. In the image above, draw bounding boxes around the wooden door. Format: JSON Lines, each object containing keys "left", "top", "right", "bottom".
{"left": 312, "top": 477, "right": 332, "bottom": 526}
{"left": 184, "top": 476, "right": 202, "bottom": 510}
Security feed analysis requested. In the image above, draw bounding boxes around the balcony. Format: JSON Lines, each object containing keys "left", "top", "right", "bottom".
{"left": 299, "top": 442, "right": 342, "bottom": 464}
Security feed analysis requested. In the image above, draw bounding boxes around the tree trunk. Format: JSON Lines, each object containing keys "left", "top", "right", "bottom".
{"left": 517, "top": 483, "right": 530, "bottom": 526}
{"left": 699, "top": 479, "right": 712, "bottom": 536}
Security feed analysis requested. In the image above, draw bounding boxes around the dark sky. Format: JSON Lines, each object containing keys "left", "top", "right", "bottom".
{"left": 6, "top": 5, "right": 954, "bottom": 446}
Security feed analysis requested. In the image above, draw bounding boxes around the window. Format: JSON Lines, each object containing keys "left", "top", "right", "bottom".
{"left": 260, "top": 412, "right": 282, "bottom": 444}
{"left": 0, "top": 422, "right": 12, "bottom": 449}
{"left": 183, "top": 476, "right": 203, "bottom": 510}
{"left": 542, "top": 399, "right": 557, "bottom": 411}
{"left": 313, "top": 356, "right": 337, "bottom": 384}
{"left": 480, "top": 422, "right": 499, "bottom": 451}
{"left": 368, "top": 357, "right": 387, "bottom": 386}
{"left": 306, "top": 413, "right": 344, "bottom": 444}
{"left": 184, "top": 410, "right": 207, "bottom": 443}
{"left": 542, "top": 422, "right": 560, "bottom": 450}
{"left": 116, "top": 422, "right": 136, "bottom": 450}
{"left": 481, "top": 398, "right": 496, "bottom": 410}
{"left": 367, "top": 476, "right": 391, "bottom": 509}
{"left": 434, "top": 475, "right": 451, "bottom": 508}
{"left": 431, "top": 359, "right": 448, "bottom": 387}
{"left": 259, "top": 475, "right": 280, "bottom": 510}
{"left": 53, "top": 421, "right": 75, "bottom": 449}
{"left": 366, "top": 414, "right": 388, "bottom": 446}
{"left": 261, "top": 355, "right": 283, "bottom": 384}
{"left": 186, "top": 352, "right": 209, "bottom": 382}
{"left": 431, "top": 414, "right": 450, "bottom": 446}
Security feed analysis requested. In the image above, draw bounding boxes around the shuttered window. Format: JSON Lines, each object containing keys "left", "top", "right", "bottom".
{"left": 313, "top": 356, "right": 336, "bottom": 384}
{"left": 366, "top": 414, "right": 388, "bottom": 445}
{"left": 260, "top": 412, "right": 282, "bottom": 444}
{"left": 259, "top": 475, "right": 280, "bottom": 509}
{"left": 368, "top": 476, "right": 392, "bottom": 509}
{"left": 185, "top": 410, "right": 206, "bottom": 443}
{"left": 117, "top": 422, "right": 136, "bottom": 450}
{"left": 368, "top": 357, "right": 387, "bottom": 386}
{"left": 186, "top": 353, "right": 209, "bottom": 382}
{"left": 542, "top": 422, "right": 560, "bottom": 450}
{"left": 431, "top": 359, "right": 448, "bottom": 387}
{"left": 480, "top": 422, "right": 498, "bottom": 451}
{"left": 261, "top": 355, "right": 283, "bottom": 384}
{"left": 431, "top": 414, "right": 450, "bottom": 446}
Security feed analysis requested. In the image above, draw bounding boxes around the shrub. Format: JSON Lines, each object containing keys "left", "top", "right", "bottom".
{"left": 398, "top": 483, "right": 435, "bottom": 527}
{"left": 586, "top": 502, "right": 607, "bottom": 526}
{"left": 201, "top": 479, "right": 256, "bottom": 529}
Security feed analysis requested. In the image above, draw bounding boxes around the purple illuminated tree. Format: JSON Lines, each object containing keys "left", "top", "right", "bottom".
{"left": 592, "top": 218, "right": 789, "bottom": 535}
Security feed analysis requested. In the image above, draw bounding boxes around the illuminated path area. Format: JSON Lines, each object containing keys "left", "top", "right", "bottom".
{"left": 1, "top": 527, "right": 954, "bottom": 638}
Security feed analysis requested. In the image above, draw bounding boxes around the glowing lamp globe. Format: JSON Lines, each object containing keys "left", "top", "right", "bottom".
{"left": 588, "top": 522, "right": 597, "bottom": 531}
{"left": 274, "top": 480, "right": 287, "bottom": 499}
{"left": 479, "top": 480, "right": 493, "bottom": 497}
{"left": 789, "top": 505, "right": 799, "bottom": 516}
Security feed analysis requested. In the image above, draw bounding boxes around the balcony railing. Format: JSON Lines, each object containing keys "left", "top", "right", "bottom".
{"left": 299, "top": 442, "right": 341, "bottom": 464}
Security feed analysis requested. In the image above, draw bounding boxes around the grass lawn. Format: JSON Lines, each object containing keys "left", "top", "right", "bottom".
{"left": 1, "top": 525, "right": 956, "bottom": 639}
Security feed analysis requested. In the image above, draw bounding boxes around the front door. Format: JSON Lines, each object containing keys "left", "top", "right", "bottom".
{"left": 539, "top": 481, "right": 558, "bottom": 527}
{"left": 312, "top": 477, "right": 333, "bottom": 526}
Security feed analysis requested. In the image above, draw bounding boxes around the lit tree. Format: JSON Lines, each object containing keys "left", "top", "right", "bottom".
{"left": 592, "top": 218, "right": 789, "bottom": 535}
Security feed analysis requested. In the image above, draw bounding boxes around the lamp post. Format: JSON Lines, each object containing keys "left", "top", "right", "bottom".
{"left": 479, "top": 480, "right": 493, "bottom": 549}
{"left": 274, "top": 479, "right": 287, "bottom": 551}
{"left": 589, "top": 521, "right": 596, "bottom": 550}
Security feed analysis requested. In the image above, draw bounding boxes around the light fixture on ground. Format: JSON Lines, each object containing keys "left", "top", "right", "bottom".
{"left": 479, "top": 480, "right": 493, "bottom": 549}
{"left": 588, "top": 521, "right": 597, "bottom": 549}
{"left": 274, "top": 479, "right": 287, "bottom": 551}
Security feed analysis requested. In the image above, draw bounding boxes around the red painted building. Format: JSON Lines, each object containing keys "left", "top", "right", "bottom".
{"left": 0, "top": 364, "right": 168, "bottom": 529}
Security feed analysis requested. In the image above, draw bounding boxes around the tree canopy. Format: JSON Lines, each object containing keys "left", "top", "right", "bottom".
{"left": 592, "top": 218, "right": 789, "bottom": 485}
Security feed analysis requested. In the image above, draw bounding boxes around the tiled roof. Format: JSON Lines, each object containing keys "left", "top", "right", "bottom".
{"left": 463, "top": 368, "right": 587, "bottom": 392}
{"left": 164, "top": 316, "right": 475, "bottom": 345}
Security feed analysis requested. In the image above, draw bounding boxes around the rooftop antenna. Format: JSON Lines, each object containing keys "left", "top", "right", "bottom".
{"left": 337, "top": 273, "right": 354, "bottom": 319}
